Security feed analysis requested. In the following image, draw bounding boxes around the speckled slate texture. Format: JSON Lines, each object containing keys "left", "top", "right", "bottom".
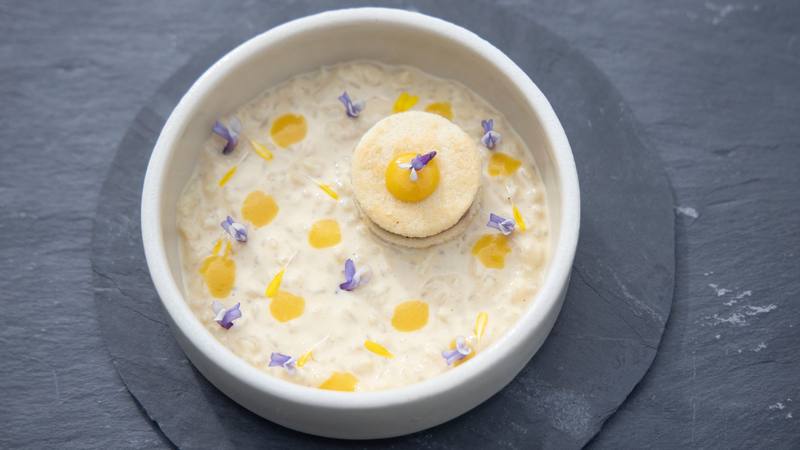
{"left": 91, "top": 0, "right": 674, "bottom": 448}
{"left": 3, "top": 0, "right": 799, "bottom": 449}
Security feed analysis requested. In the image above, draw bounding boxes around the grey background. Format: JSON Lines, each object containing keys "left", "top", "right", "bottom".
{"left": 92, "top": 1, "right": 675, "bottom": 448}
{"left": 1, "top": 0, "right": 798, "bottom": 449}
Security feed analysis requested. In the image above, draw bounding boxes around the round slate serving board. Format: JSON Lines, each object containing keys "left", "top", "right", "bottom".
{"left": 91, "top": 1, "right": 675, "bottom": 448}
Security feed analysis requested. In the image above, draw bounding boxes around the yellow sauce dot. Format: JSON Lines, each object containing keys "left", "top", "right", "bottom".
{"left": 472, "top": 234, "right": 511, "bottom": 269}
{"left": 264, "top": 268, "right": 284, "bottom": 298}
{"left": 424, "top": 102, "right": 453, "bottom": 120}
{"left": 364, "top": 340, "right": 394, "bottom": 359}
{"left": 474, "top": 312, "right": 489, "bottom": 340}
{"left": 393, "top": 92, "right": 419, "bottom": 113}
{"left": 296, "top": 350, "right": 313, "bottom": 368}
{"left": 449, "top": 339, "right": 475, "bottom": 366}
{"left": 248, "top": 138, "right": 274, "bottom": 161}
{"left": 385, "top": 152, "right": 440, "bottom": 203}
{"left": 391, "top": 300, "right": 429, "bottom": 332}
{"left": 218, "top": 166, "right": 237, "bottom": 187}
{"left": 488, "top": 152, "right": 522, "bottom": 176}
{"left": 319, "top": 372, "right": 358, "bottom": 392}
{"left": 308, "top": 219, "right": 341, "bottom": 248}
{"left": 512, "top": 204, "right": 527, "bottom": 232}
{"left": 270, "top": 114, "right": 307, "bottom": 148}
{"left": 269, "top": 290, "right": 305, "bottom": 323}
{"left": 241, "top": 191, "right": 278, "bottom": 228}
{"left": 199, "top": 240, "right": 235, "bottom": 298}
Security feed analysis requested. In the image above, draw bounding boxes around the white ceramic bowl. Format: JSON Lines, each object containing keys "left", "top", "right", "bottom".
{"left": 141, "top": 7, "right": 579, "bottom": 439}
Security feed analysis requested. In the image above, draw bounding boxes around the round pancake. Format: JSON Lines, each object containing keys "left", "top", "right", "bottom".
{"left": 351, "top": 111, "right": 481, "bottom": 238}
{"left": 357, "top": 191, "right": 481, "bottom": 249}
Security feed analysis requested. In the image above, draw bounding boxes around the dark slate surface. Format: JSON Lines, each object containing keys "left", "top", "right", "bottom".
{"left": 91, "top": 1, "right": 674, "bottom": 448}
{"left": 1, "top": 0, "right": 798, "bottom": 449}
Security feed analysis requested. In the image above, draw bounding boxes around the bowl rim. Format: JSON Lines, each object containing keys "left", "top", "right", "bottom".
{"left": 141, "top": 7, "right": 580, "bottom": 410}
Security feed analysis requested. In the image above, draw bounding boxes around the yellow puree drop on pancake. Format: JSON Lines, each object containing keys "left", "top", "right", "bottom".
{"left": 319, "top": 372, "right": 358, "bottom": 392}
{"left": 488, "top": 153, "right": 522, "bottom": 176}
{"left": 308, "top": 219, "right": 341, "bottom": 248}
{"left": 199, "top": 240, "right": 235, "bottom": 298}
{"left": 385, "top": 152, "right": 440, "bottom": 203}
{"left": 269, "top": 290, "right": 305, "bottom": 323}
{"left": 270, "top": 113, "right": 307, "bottom": 148}
{"left": 391, "top": 300, "right": 429, "bottom": 332}
{"left": 393, "top": 92, "right": 419, "bottom": 113}
{"left": 364, "top": 340, "right": 394, "bottom": 359}
{"left": 424, "top": 102, "right": 453, "bottom": 120}
{"left": 241, "top": 191, "right": 278, "bottom": 228}
{"left": 472, "top": 234, "right": 511, "bottom": 269}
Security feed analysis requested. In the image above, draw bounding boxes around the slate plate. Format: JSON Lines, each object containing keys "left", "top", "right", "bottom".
{"left": 91, "top": 1, "right": 675, "bottom": 448}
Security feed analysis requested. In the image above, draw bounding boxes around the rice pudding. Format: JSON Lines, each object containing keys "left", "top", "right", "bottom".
{"left": 176, "top": 61, "right": 550, "bottom": 392}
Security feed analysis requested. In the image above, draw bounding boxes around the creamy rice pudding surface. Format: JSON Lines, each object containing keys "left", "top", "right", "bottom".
{"left": 176, "top": 61, "right": 550, "bottom": 392}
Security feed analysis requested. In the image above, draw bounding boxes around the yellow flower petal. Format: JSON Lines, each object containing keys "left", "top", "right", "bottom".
{"left": 474, "top": 312, "right": 489, "bottom": 340}
{"left": 217, "top": 166, "right": 237, "bottom": 187}
{"left": 310, "top": 178, "right": 339, "bottom": 200}
{"left": 512, "top": 204, "right": 527, "bottom": 232}
{"left": 364, "top": 340, "right": 394, "bottom": 359}
{"left": 265, "top": 268, "right": 284, "bottom": 298}
{"left": 249, "top": 138, "right": 274, "bottom": 161}
{"left": 393, "top": 92, "right": 419, "bottom": 113}
{"left": 296, "top": 350, "right": 313, "bottom": 368}
{"left": 211, "top": 239, "right": 222, "bottom": 255}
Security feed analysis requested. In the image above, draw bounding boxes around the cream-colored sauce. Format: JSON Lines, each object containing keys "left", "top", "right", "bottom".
{"left": 177, "top": 61, "right": 550, "bottom": 391}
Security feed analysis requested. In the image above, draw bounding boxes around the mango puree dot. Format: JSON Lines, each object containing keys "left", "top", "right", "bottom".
{"left": 319, "top": 372, "right": 358, "bottom": 392}
{"left": 385, "top": 152, "right": 440, "bottom": 203}
{"left": 270, "top": 113, "right": 307, "bottom": 148}
{"left": 241, "top": 191, "right": 278, "bottom": 228}
{"left": 472, "top": 234, "right": 511, "bottom": 269}
{"left": 308, "top": 219, "right": 341, "bottom": 248}
{"left": 269, "top": 290, "right": 305, "bottom": 323}
{"left": 488, "top": 152, "right": 522, "bottom": 176}
{"left": 424, "top": 102, "right": 453, "bottom": 120}
{"left": 199, "top": 241, "right": 235, "bottom": 298}
{"left": 391, "top": 300, "right": 429, "bottom": 332}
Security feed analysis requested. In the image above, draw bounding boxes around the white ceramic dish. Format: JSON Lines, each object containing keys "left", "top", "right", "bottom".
{"left": 141, "top": 7, "right": 579, "bottom": 439}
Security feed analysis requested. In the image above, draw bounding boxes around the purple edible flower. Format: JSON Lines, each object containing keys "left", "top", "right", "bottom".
{"left": 487, "top": 213, "right": 515, "bottom": 235}
{"left": 481, "top": 119, "right": 501, "bottom": 150}
{"left": 397, "top": 151, "right": 437, "bottom": 182}
{"left": 211, "top": 301, "right": 242, "bottom": 329}
{"left": 221, "top": 216, "right": 247, "bottom": 243}
{"left": 442, "top": 336, "right": 472, "bottom": 366}
{"left": 212, "top": 117, "right": 242, "bottom": 154}
{"left": 338, "top": 91, "right": 365, "bottom": 118}
{"left": 339, "top": 258, "right": 371, "bottom": 291}
{"left": 269, "top": 352, "right": 296, "bottom": 373}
